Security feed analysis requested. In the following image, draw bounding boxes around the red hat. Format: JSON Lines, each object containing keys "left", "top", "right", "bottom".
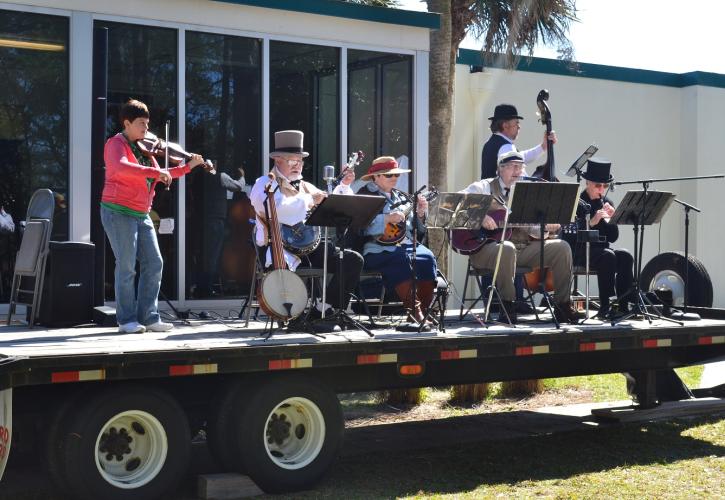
{"left": 360, "top": 156, "right": 411, "bottom": 181}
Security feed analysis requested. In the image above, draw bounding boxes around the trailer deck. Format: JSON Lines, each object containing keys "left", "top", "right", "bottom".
{"left": 1, "top": 307, "right": 724, "bottom": 392}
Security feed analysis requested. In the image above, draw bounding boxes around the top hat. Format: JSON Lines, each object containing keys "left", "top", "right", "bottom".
{"left": 582, "top": 157, "right": 613, "bottom": 183}
{"left": 270, "top": 130, "right": 309, "bottom": 158}
{"left": 360, "top": 156, "right": 411, "bottom": 181}
{"left": 489, "top": 103, "right": 524, "bottom": 121}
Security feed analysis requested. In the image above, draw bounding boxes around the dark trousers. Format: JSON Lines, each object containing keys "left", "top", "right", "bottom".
{"left": 304, "top": 242, "right": 364, "bottom": 309}
{"left": 590, "top": 247, "right": 634, "bottom": 302}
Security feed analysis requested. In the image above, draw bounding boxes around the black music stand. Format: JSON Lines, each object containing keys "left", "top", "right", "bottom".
{"left": 307, "top": 194, "right": 385, "bottom": 336}
{"left": 508, "top": 181, "right": 580, "bottom": 328}
{"left": 425, "top": 193, "right": 493, "bottom": 329}
{"left": 610, "top": 189, "right": 679, "bottom": 325}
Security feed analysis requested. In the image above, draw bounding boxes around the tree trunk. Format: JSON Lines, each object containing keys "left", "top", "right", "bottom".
{"left": 450, "top": 383, "right": 490, "bottom": 404}
{"left": 426, "top": 0, "right": 453, "bottom": 277}
{"left": 499, "top": 379, "right": 545, "bottom": 398}
{"left": 381, "top": 388, "right": 423, "bottom": 405}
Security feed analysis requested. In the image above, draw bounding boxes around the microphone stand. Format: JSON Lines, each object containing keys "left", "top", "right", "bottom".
{"left": 321, "top": 179, "right": 332, "bottom": 319}
{"left": 670, "top": 198, "right": 701, "bottom": 321}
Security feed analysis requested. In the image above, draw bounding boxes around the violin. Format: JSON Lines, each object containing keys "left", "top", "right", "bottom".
{"left": 137, "top": 132, "right": 216, "bottom": 175}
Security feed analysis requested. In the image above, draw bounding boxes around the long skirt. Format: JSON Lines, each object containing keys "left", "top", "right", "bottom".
{"left": 363, "top": 243, "right": 437, "bottom": 290}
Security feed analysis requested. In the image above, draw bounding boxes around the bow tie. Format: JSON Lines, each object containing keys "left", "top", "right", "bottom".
{"left": 289, "top": 179, "right": 301, "bottom": 190}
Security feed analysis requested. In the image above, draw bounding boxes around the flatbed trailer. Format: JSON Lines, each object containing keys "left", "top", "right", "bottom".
{"left": 1, "top": 308, "right": 724, "bottom": 499}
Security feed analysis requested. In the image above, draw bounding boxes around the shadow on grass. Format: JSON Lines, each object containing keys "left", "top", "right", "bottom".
{"left": 284, "top": 414, "right": 725, "bottom": 499}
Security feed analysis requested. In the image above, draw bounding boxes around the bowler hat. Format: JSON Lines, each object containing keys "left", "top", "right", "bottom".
{"left": 582, "top": 157, "right": 614, "bottom": 183}
{"left": 270, "top": 130, "right": 309, "bottom": 158}
{"left": 489, "top": 104, "right": 524, "bottom": 121}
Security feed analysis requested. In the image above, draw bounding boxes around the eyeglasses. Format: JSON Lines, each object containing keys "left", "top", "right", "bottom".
{"left": 594, "top": 183, "right": 610, "bottom": 188}
{"left": 382, "top": 173, "right": 400, "bottom": 178}
{"left": 501, "top": 163, "right": 525, "bottom": 170}
{"left": 283, "top": 158, "right": 303, "bottom": 166}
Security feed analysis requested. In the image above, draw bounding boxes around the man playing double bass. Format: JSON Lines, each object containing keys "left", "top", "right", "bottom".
{"left": 481, "top": 103, "right": 557, "bottom": 180}
{"left": 460, "top": 150, "right": 580, "bottom": 324}
{"left": 249, "top": 130, "right": 363, "bottom": 320}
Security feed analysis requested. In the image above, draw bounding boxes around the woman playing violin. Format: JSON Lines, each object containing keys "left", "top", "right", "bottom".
{"left": 357, "top": 156, "right": 437, "bottom": 325}
{"left": 101, "top": 98, "right": 204, "bottom": 334}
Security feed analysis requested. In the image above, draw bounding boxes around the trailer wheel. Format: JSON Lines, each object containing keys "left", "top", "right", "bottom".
{"left": 225, "top": 375, "right": 343, "bottom": 493}
{"left": 640, "top": 252, "right": 713, "bottom": 307}
{"left": 56, "top": 385, "right": 190, "bottom": 500}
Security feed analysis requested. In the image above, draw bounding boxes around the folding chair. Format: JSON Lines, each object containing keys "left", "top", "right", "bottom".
{"left": 7, "top": 189, "right": 56, "bottom": 326}
{"left": 571, "top": 265, "right": 600, "bottom": 311}
{"left": 458, "top": 259, "right": 538, "bottom": 321}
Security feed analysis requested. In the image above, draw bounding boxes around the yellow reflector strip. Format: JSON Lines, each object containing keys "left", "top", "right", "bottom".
{"left": 78, "top": 369, "right": 105, "bottom": 381}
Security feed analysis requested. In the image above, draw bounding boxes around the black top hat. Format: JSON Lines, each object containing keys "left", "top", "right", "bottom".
{"left": 582, "top": 157, "right": 613, "bottom": 183}
{"left": 489, "top": 104, "right": 524, "bottom": 121}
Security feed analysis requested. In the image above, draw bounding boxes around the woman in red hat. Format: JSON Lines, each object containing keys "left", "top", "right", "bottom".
{"left": 357, "top": 156, "right": 437, "bottom": 324}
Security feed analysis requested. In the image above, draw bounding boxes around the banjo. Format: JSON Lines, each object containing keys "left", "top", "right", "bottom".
{"left": 258, "top": 173, "right": 308, "bottom": 322}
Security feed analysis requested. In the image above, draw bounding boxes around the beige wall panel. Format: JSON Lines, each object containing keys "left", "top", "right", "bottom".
{"left": 451, "top": 64, "right": 725, "bottom": 307}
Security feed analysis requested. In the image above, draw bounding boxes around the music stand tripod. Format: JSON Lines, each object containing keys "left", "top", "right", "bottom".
{"left": 307, "top": 194, "right": 385, "bottom": 337}
{"left": 508, "top": 181, "right": 580, "bottom": 329}
{"left": 428, "top": 192, "right": 492, "bottom": 324}
{"left": 610, "top": 187, "right": 680, "bottom": 325}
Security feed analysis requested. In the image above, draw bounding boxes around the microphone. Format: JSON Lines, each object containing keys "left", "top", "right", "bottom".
{"left": 323, "top": 165, "right": 335, "bottom": 193}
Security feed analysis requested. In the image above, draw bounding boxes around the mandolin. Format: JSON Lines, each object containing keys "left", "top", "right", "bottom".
{"left": 376, "top": 187, "right": 438, "bottom": 245}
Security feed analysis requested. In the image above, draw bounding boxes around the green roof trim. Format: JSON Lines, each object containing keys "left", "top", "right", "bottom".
{"left": 213, "top": 0, "right": 440, "bottom": 29}
{"left": 457, "top": 48, "right": 725, "bottom": 90}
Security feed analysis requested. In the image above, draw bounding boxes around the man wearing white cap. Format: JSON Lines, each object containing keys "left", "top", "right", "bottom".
{"left": 250, "top": 130, "right": 362, "bottom": 319}
{"left": 460, "top": 150, "right": 579, "bottom": 324}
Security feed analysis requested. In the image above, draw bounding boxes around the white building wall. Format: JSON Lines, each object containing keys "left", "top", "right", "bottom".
{"left": 7, "top": 0, "right": 430, "bottom": 51}
{"left": 451, "top": 64, "right": 725, "bottom": 307}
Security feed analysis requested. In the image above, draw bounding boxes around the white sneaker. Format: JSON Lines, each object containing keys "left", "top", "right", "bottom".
{"left": 119, "top": 322, "right": 146, "bottom": 334}
{"left": 145, "top": 321, "right": 174, "bottom": 332}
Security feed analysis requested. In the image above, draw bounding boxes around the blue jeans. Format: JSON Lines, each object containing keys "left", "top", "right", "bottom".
{"left": 101, "top": 206, "right": 163, "bottom": 326}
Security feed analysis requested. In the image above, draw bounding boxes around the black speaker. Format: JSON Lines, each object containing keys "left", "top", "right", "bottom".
{"left": 38, "top": 241, "right": 95, "bottom": 327}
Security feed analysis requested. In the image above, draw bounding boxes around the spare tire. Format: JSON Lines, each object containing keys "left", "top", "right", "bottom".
{"left": 640, "top": 252, "right": 713, "bottom": 307}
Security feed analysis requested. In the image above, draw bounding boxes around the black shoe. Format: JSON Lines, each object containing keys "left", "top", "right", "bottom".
{"left": 595, "top": 305, "right": 611, "bottom": 320}
{"left": 515, "top": 301, "right": 535, "bottom": 315}
{"left": 553, "top": 301, "right": 583, "bottom": 324}
{"left": 498, "top": 301, "right": 517, "bottom": 324}
{"left": 308, "top": 307, "right": 334, "bottom": 321}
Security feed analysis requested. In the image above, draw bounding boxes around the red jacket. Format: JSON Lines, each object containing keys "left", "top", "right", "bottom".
{"left": 101, "top": 133, "right": 191, "bottom": 213}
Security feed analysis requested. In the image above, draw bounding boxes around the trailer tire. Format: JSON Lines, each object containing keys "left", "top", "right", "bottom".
{"left": 56, "top": 385, "right": 191, "bottom": 500}
{"left": 207, "top": 380, "right": 252, "bottom": 472}
{"left": 225, "top": 375, "right": 343, "bottom": 493}
{"left": 640, "top": 252, "right": 713, "bottom": 307}
{"left": 45, "top": 389, "right": 90, "bottom": 497}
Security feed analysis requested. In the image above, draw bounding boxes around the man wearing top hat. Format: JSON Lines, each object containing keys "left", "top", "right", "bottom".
{"left": 460, "top": 150, "right": 580, "bottom": 324}
{"left": 481, "top": 103, "right": 557, "bottom": 180}
{"left": 249, "top": 130, "right": 362, "bottom": 319}
{"left": 571, "top": 158, "right": 634, "bottom": 318}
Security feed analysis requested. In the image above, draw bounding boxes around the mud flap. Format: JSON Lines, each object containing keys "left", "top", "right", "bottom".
{"left": 0, "top": 388, "right": 11, "bottom": 481}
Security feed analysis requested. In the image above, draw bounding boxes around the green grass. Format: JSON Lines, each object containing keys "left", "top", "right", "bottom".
{"left": 542, "top": 365, "right": 704, "bottom": 402}
{"left": 269, "top": 416, "right": 725, "bottom": 499}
